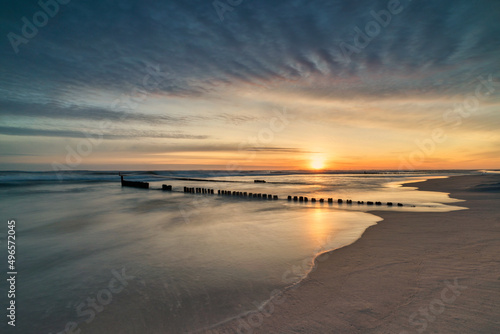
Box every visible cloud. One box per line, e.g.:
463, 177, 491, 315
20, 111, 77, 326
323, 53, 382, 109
246, 147, 317, 153
0, 126, 208, 140
0, 99, 190, 124
1, 0, 499, 101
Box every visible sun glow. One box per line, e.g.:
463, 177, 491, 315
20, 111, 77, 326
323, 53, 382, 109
310, 156, 326, 170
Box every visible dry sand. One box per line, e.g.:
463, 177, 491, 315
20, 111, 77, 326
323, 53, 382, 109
212, 174, 500, 333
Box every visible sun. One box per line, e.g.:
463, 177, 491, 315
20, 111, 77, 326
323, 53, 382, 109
310, 157, 326, 170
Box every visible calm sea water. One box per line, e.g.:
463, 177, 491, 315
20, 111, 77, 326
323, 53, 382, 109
0, 170, 474, 333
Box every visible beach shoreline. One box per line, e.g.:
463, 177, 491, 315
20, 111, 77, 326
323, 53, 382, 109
211, 174, 500, 333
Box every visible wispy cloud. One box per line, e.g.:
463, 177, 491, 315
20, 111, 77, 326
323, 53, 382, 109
0, 99, 195, 124
0, 126, 208, 140
2, 0, 499, 99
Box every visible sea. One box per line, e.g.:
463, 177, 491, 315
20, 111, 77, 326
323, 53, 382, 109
0, 170, 492, 333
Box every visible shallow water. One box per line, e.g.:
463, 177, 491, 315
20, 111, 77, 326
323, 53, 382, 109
0, 171, 470, 333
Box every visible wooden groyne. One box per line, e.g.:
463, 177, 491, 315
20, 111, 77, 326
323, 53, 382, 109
118, 173, 408, 207
286, 195, 403, 207
184, 187, 215, 194
183, 187, 279, 200
120, 173, 149, 189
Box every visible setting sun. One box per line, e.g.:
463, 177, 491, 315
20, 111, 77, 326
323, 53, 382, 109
310, 156, 326, 170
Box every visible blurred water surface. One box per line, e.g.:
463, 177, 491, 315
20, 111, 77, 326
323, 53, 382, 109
0, 170, 468, 333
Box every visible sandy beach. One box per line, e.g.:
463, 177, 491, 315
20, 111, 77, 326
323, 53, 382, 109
213, 174, 500, 333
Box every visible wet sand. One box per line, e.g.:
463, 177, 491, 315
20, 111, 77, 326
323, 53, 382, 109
212, 174, 500, 333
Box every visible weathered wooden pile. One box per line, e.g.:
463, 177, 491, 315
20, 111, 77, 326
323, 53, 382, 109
120, 174, 149, 189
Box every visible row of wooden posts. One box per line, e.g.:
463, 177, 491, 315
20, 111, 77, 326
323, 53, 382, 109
119, 173, 408, 207
182, 187, 214, 194
121, 178, 403, 207
287, 196, 403, 206
120, 175, 405, 207
170, 185, 404, 207
180, 186, 279, 200
219, 189, 279, 200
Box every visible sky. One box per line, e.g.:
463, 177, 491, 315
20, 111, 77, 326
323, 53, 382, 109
1, 0, 499, 171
